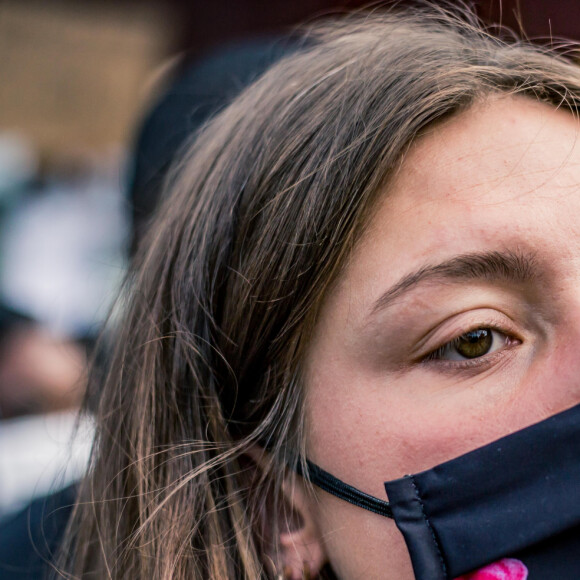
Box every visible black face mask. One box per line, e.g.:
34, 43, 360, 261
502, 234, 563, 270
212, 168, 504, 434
299, 402, 580, 579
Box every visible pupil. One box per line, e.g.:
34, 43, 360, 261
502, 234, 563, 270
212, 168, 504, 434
455, 329, 492, 358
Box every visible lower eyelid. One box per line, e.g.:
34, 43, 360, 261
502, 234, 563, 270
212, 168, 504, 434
420, 341, 520, 374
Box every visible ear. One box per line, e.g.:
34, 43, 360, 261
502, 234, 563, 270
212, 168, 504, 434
279, 472, 327, 580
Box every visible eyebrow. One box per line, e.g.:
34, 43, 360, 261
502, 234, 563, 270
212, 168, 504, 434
371, 250, 538, 314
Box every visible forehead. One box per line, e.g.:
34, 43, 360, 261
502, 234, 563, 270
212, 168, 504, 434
346, 96, 580, 294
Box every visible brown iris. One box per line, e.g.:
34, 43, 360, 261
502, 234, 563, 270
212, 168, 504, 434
454, 328, 493, 359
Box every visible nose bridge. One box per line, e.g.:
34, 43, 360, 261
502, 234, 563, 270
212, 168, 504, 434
528, 305, 580, 416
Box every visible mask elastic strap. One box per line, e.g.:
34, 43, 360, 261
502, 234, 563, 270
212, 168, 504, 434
296, 458, 393, 519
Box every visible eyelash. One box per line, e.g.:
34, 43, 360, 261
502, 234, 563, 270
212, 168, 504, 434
422, 326, 519, 369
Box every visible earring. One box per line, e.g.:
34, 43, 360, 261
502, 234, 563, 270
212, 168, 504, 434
276, 563, 311, 580
276, 565, 293, 580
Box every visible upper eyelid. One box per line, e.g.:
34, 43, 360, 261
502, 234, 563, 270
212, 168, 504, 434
412, 310, 519, 357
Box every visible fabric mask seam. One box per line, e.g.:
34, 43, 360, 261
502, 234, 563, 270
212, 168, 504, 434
410, 474, 448, 578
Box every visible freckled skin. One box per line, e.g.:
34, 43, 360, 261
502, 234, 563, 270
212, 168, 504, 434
301, 97, 580, 579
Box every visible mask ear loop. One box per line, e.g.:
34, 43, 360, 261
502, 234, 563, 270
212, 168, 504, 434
296, 459, 393, 518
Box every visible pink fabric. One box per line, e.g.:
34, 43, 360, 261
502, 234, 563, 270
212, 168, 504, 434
454, 558, 528, 580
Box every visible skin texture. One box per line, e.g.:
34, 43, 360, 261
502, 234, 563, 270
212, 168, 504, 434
293, 96, 580, 578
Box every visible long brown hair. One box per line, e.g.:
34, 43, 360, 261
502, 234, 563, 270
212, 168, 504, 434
61, 5, 580, 579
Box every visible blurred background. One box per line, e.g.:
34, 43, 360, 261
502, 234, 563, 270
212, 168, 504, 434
1, 0, 579, 522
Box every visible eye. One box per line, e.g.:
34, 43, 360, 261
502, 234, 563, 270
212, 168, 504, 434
426, 328, 511, 362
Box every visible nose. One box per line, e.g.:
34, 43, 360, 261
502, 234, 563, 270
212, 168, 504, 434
520, 303, 580, 422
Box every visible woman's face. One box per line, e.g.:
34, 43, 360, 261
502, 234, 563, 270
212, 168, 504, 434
303, 96, 580, 578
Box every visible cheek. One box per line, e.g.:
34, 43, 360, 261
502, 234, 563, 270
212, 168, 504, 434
313, 492, 415, 580
304, 365, 416, 578
303, 371, 426, 579
305, 363, 505, 492
303, 375, 526, 580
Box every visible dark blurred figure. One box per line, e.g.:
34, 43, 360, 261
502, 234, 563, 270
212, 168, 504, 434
129, 35, 301, 254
